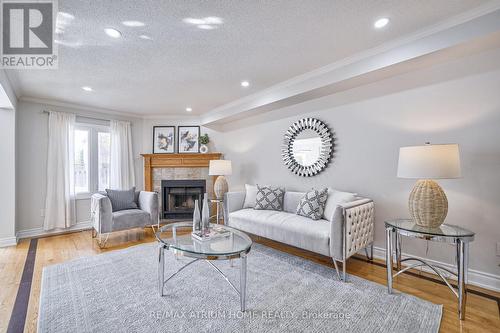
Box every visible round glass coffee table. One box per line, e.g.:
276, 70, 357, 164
155, 222, 252, 311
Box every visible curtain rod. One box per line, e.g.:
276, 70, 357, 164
41, 110, 128, 124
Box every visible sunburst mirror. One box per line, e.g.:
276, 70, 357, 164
281, 118, 334, 177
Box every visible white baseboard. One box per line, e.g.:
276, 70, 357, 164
368, 246, 500, 293
0, 236, 18, 248
16, 221, 93, 240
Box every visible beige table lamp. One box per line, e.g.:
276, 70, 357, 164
209, 160, 232, 199
397, 143, 461, 228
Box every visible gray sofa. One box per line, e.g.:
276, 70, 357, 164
91, 191, 159, 246
224, 189, 375, 281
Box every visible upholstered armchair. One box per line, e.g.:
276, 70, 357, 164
91, 191, 159, 247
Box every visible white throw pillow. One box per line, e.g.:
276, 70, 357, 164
322, 188, 357, 222
283, 191, 306, 213
243, 184, 258, 208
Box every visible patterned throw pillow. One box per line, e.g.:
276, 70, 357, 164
254, 185, 285, 211
296, 188, 329, 220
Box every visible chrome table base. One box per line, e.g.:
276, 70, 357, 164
385, 227, 470, 320
158, 246, 248, 311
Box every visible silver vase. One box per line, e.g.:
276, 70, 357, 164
193, 199, 201, 232
201, 193, 210, 234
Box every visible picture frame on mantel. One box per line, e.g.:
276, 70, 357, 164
153, 126, 175, 154
178, 126, 200, 153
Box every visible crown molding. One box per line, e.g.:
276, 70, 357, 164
19, 96, 145, 119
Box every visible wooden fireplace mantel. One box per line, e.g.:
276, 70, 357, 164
141, 153, 222, 191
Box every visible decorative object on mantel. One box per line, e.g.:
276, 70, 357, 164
178, 126, 200, 153
209, 160, 232, 199
153, 126, 175, 153
199, 134, 209, 153
397, 143, 461, 228
282, 117, 334, 177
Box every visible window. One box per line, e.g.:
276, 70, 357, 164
74, 129, 90, 193
74, 124, 111, 197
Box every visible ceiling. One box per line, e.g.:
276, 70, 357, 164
7, 0, 489, 116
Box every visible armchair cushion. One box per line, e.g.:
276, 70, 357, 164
112, 209, 150, 232
105, 187, 138, 212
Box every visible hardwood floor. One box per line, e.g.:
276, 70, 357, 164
1, 228, 499, 332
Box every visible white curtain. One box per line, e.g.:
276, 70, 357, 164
110, 120, 136, 189
43, 111, 76, 230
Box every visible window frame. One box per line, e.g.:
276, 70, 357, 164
74, 123, 110, 200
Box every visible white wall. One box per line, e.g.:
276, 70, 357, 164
15, 100, 144, 233
213, 49, 500, 281
0, 108, 16, 243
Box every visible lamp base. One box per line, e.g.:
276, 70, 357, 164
409, 179, 448, 228
214, 176, 228, 199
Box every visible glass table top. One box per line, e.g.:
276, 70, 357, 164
155, 222, 252, 257
385, 219, 475, 238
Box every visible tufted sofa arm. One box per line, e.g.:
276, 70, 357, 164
342, 199, 375, 260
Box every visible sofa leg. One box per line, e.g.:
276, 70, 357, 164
364, 244, 374, 261
343, 260, 347, 282
91, 228, 97, 238
332, 259, 342, 281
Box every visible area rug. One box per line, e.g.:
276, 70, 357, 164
38, 243, 442, 332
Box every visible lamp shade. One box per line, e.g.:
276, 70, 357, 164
209, 160, 232, 176
397, 144, 461, 179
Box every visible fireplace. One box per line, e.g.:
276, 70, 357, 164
161, 179, 206, 219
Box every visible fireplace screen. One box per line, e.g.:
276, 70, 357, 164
168, 187, 202, 212
161, 179, 206, 219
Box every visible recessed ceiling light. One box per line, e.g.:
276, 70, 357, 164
204, 17, 223, 25
82, 86, 93, 92
122, 20, 145, 27
183, 18, 206, 25
185, 107, 192, 112
139, 34, 153, 40
182, 17, 223, 30
374, 17, 390, 29
57, 11, 75, 20
104, 28, 122, 38
197, 24, 216, 30
240, 81, 250, 87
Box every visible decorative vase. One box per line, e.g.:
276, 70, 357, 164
201, 193, 210, 233
408, 179, 448, 228
200, 144, 208, 153
192, 199, 201, 231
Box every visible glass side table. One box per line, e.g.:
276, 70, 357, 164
385, 219, 475, 320
210, 198, 224, 224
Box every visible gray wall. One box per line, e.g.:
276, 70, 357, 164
141, 117, 219, 154
214, 49, 500, 278
16, 100, 144, 232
